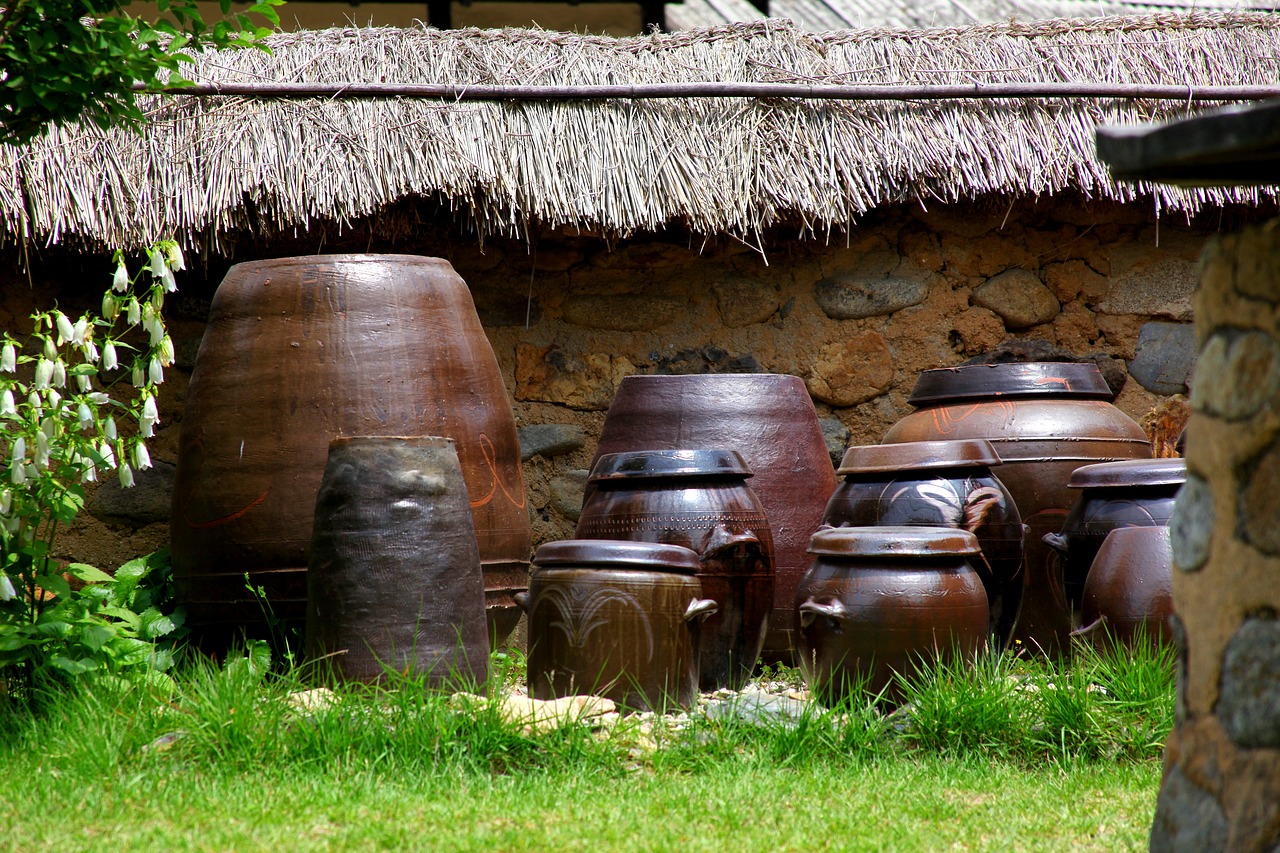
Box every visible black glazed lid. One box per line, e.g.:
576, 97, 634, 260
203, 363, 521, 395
837, 439, 1001, 475
807, 526, 981, 558
1068, 458, 1186, 489
533, 540, 701, 574
907, 362, 1114, 405
588, 449, 753, 482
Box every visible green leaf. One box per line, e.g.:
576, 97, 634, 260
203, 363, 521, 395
49, 654, 99, 675
78, 623, 116, 652
138, 607, 175, 640
67, 562, 113, 584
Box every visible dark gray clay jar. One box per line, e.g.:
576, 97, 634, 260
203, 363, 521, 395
305, 436, 490, 688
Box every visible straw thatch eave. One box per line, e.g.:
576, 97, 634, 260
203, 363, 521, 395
4, 12, 1280, 255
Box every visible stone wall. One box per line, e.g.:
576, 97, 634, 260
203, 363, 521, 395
1, 193, 1234, 572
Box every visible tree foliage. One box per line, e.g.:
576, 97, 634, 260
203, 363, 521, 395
0, 0, 281, 145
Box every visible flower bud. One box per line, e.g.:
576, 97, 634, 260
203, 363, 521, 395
45, 390, 60, 410
0, 344, 15, 373
102, 293, 119, 321
27, 392, 41, 418
9, 462, 25, 486
102, 342, 118, 372
34, 431, 49, 468
52, 359, 66, 388
42, 337, 56, 361
10, 436, 24, 463
0, 489, 11, 515
104, 417, 117, 441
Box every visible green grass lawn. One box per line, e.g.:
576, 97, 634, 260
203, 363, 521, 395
0, 641, 1170, 850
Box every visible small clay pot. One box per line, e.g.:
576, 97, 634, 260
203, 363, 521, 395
576, 449, 774, 691
823, 439, 1024, 649
305, 436, 490, 688
522, 540, 717, 713
795, 526, 989, 706
1073, 526, 1175, 650
1043, 458, 1184, 620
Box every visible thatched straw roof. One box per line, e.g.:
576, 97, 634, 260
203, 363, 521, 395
5, 12, 1280, 253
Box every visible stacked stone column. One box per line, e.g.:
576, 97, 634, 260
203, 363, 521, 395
1152, 221, 1280, 851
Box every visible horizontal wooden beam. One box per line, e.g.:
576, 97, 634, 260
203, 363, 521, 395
135, 80, 1280, 102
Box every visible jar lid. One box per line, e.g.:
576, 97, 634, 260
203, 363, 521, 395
1068, 458, 1186, 488
838, 439, 1000, 475
907, 362, 1113, 405
807, 526, 981, 557
533, 539, 701, 574
588, 449, 753, 482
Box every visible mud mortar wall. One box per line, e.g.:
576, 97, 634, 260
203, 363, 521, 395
0, 195, 1230, 572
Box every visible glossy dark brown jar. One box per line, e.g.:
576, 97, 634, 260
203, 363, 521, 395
1075, 526, 1175, 650
575, 449, 774, 691
1044, 458, 1185, 620
171, 255, 531, 649
822, 439, 1023, 649
522, 540, 717, 712
881, 362, 1151, 658
305, 437, 489, 687
593, 373, 836, 663
795, 527, 989, 706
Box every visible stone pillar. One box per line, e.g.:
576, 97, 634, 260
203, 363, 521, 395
1152, 221, 1280, 851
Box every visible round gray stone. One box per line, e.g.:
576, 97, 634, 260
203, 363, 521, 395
86, 460, 176, 528
1130, 322, 1196, 395
1192, 329, 1280, 421
518, 424, 585, 462
1219, 617, 1280, 749
549, 470, 590, 521
818, 417, 850, 468
972, 269, 1060, 330
1149, 765, 1227, 853
813, 275, 928, 320
1170, 473, 1213, 572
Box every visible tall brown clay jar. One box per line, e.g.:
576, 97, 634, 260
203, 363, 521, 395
822, 440, 1024, 648
575, 449, 774, 691
593, 374, 836, 663
305, 437, 490, 687
881, 363, 1151, 658
171, 255, 530, 649
522, 540, 717, 712
795, 526, 989, 706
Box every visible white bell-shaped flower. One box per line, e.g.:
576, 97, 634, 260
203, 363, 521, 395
42, 337, 56, 361
142, 396, 159, 424
148, 358, 164, 385
0, 391, 14, 417
149, 249, 166, 279
98, 440, 116, 469
127, 298, 141, 325
112, 261, 129, 293
0, 574, 15, 601
75, 374, 92, 393
157, 337, 175, 367
165, 243, 186, 272
52, 360, 66, 388
77, 403, 93, 431
55, 312, 74, 345
104, 417, 118, 441
0, 489, 11, 515
118, 463, 134, 488
0, 344, 15, 373
102, 293, 119, 321
102, 342, 118, 372
132, 365, 145, 388
33, 359, 53, 390
33, 431, 49, 468
133, 441, 152, 470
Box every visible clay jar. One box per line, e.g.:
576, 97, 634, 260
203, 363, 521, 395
881, 362, 1151, 657
575, 449, 774, 691
822, 439, 1024, 648
593, 373, 836, 662
522, 540, 717, 712
171, 255, 530, 649
795, 526, 989, 706
1075, 526, 1176, 649
1044, 458, 1185, 619
305, 437, 489, 687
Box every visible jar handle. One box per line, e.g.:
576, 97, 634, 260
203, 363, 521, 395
1070, 615, 1107, 640
699, 525, 761, 559
684, 598, 719, 623
798, 598, 847, 628
1042, 532, 1070, 557
513, 591, 530, 612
